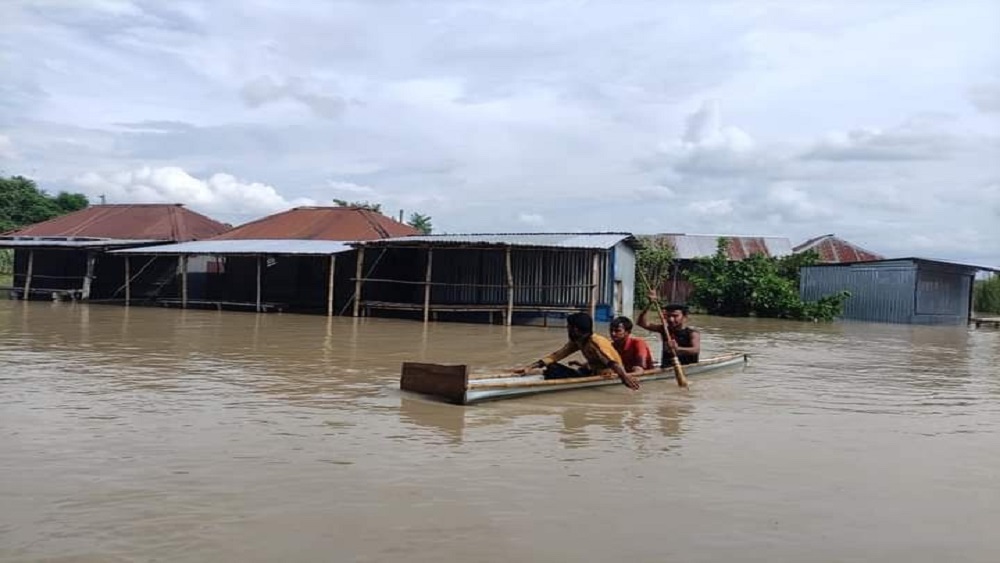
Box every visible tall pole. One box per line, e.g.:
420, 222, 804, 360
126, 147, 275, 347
124, 256, 131, 306
181, 255, 189, 308
505, 246, 514, 326
81, 251, 96, 300
23, 250, 34, 299
255, 255, 262, 313
352, 247, 365, 317
423, 247, 433, 323
589, 251, 600, 319
327, 254, 336, 317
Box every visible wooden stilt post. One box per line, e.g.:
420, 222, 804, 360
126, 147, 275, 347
81, 251, 96, 300
505, 246, 514, 326
352, 247, 365, 317
23, 250, 34, 299
181, 255, 189, 308
327, 254, 336, 317
589, 251, 600, 319
124, 256, 131, 306
255, 255, 262, 313
423, 247, 433, 323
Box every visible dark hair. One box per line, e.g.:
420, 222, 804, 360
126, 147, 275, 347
664, 304, 690, 315
610, 316, 633, 332
566, 312, 594, 335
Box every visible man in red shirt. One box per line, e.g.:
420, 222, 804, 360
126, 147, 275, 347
609, 316, 655, 374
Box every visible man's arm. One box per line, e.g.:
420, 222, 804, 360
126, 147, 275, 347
513, 341, 578, 374
636, 290, 664, 334
675, 329, 701, 356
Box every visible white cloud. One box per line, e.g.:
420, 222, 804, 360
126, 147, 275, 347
73, 166, 317, 221
2, 1, 999, 266
969, 83, 1000, 114
0, 135, 18, 160
518, 213, 544, 226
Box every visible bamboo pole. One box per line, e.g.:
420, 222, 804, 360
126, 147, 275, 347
505, 246, 514, 326
352, 247, 365, 317
423, 247, 433, 323
589, 251, 600, 318
81, 252, 96, 300
255, 255, 262, 313
327, 254, 336, 317
181, 255, 189, 308
23, 250, 34, 299
124, 256, 131, 306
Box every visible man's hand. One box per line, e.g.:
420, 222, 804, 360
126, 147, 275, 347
619, 372, 641, 390
646, 289, 659, 302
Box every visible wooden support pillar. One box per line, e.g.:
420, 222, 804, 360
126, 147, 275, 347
255, 255, 262, 313
352, 247, 365, 317
589, 251, 600, 319
181, 255, 189, 308
80, 251, 96, 300
327, 254, 336, 317
23, 250, 35, 299
422, 248, 433, 323
505, 246, 514, 326
124, 256, 131, 306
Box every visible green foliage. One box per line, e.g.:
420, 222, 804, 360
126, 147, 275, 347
1, 175, 89, 232
0, 248, 11, 274
685, 237, 849, 321
407, 212, 433, 234
974, 275, 1000, 314
634, 237, 676, 309
332, 198, 382, 213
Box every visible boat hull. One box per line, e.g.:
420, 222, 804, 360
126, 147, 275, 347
401, 352, 748, 405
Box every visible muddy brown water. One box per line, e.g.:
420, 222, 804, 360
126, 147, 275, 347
1, 301, 998, 562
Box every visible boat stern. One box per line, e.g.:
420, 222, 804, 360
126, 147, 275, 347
400, 362, 470, 404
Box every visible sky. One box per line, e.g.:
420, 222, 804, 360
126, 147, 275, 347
1, 0, 998, 266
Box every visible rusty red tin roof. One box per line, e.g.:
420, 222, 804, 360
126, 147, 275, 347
210, 207, 420, 241
6, 204, 230, 241
793, 234, 884, 263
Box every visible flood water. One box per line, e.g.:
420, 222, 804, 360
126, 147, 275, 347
1, 300, 998, 562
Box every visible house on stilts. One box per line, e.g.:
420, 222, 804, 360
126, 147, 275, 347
111, 206, 419, 313
1, 204, 229, 301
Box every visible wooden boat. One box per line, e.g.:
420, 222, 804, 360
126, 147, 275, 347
400, 352, 748, 405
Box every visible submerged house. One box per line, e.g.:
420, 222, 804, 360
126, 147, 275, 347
112, 206, 419, 313
638, 234, 793, 303
794, 234, 884, 263
800, 258, 997, 325
1, 204, 229, 301
348, 233, 637, 325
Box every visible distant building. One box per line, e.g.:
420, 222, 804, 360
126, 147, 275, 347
800, 258, 996, 325
794, 234, 883, 263
349, 233, 638, 325
1, 204, 229, 301
112, 206, 419, 313
638, 234, 792, 303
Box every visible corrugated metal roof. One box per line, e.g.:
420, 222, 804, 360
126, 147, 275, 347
639, 234, 792, 259
6, 204, 230, 241
793, 234, 884, 263
806, 257, 999, 273
210, 207, 420, 241
0, 236, 164, 249
357, 232, 635, 249
112, 239, 353, 256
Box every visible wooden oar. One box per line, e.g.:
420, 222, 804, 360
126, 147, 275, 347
637, 269, 690, 389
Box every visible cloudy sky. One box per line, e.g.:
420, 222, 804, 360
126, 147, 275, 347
1, 0, 998, 265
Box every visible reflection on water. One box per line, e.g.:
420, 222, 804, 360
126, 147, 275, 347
1, 301, 999, 563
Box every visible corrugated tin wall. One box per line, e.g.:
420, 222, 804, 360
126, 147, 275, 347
801, 260, 974, 325
801, 262, 916, 323
368, 246, 613, 309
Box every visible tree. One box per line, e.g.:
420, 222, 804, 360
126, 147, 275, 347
332, 199, 382, 213
407, 212, 433, 235
684, 238, 849, 321
974, 275, 1000, 314
1, 175, 89, 233
633, 237, 676, 309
